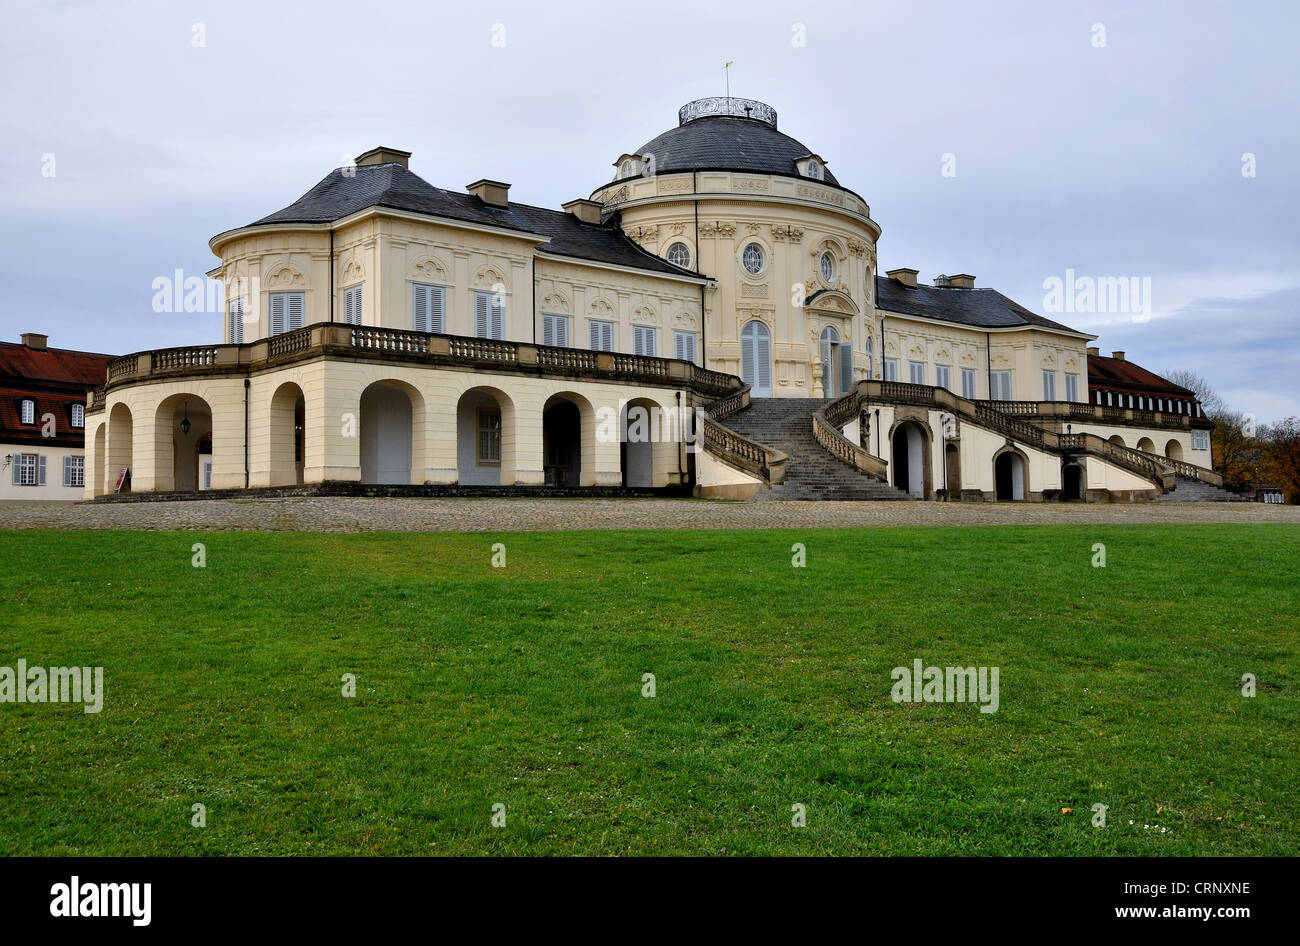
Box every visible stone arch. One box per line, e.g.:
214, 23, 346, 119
1136, 436, 1155, 454
1165, 439, 1184, 462
359, 380, 425, 485
89, 421, 106, 496
889, 418, 932, 498
1108, 434, 1126, 448
620, 396, 678, 488
543, 392, 597, 487
107, 403, 133, 493
269, 381, 306, 486
993, 445, 1029, 501
457, 386, 516, 485
153, 393, 214, 491
1061, 459, 1086, 501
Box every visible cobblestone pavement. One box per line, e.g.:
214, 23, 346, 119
1, 497, 1298, 532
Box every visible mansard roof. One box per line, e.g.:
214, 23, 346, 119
1087, 354, 1197, 398
245, 163, 702, 279
625, 114, 841, 186
874, 277, 1089, 335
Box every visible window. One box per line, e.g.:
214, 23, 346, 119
71, 404, 85, 428
806, 159, 823, 180
908, 361, 925, 384
674, 330, 697, 364
473, 291, 505, 340
20, 399, 35, 425
820, 252, 835, 282
990, 370, 1013, 400
542, 313, 570, 348
478, 410, 502, 464
1192, 430, 1210, 451
1065, 372, 1079, 402
343, 284, 363, 326
665, 242, 691, 268
62, 455, 84, 488
589, 320, 614, 352
269, 292, 305, 336
1042, 370, 1056, 401
935, 365, 951, 391
864, 338, 873, 379
961, 368, 977, 399
633, 325, 657, 357
742, 243, 765, 275
227, 298, 244, 344
883, 358, 898, 382
412, 283, 445, 333
11, 452, 41, 486
201, 460, 212, 491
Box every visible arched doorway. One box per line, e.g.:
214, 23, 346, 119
741, 320, 772, 397
1165, 439, 1184, 462
1062, 461, 1084, 501
360, 381, 421, 485
269, 382, 306, 486
543, 395, 584, 486
457, 387, 514, 485
1137, 436, 1155, 454
1108, 434, 1126, 448
621, 398, 658, 487
820, 325, 841, 398
944, 442, 960, 499
994, 449, 1027, 501
107, 403, 133, 492
90, 423, 106, 496
891, 421, 927, 497
154, 394, 213, 491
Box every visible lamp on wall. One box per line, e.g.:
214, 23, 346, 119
180, 400, 191, 436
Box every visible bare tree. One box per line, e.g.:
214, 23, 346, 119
1162, 368, 1225, 417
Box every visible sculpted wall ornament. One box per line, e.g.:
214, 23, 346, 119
770, 224, 803, 242
539, 291, 572, 315
265, 264, 306, 288
673, 309, 698, 328
632, 305, 660, 325
341, 258, 364, 284
589, 297, 616, 318
473, 266, 506, 289
740, 283, 769, 299
847, 238, 869, 258
411, 256, 449, 282
604, 185, 629, 205
657, 178, 694, 193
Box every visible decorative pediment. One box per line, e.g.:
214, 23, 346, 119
935, 347, 952, 363
472, 266, 506, 290
959, 351, 977, 368
1064, 355, 1079, 371
341, 257, 364, 284
265, 263, 306, 289
410, 255, 449, 282
673, 308, 698, 328
588, 297, 616, 318
1042, 350, 1058, 369
539, 290, 571, 315
908, 344, 926, 360
803, 288, 859, 317
631, 304, 660, 325
991, 353, 1012, 370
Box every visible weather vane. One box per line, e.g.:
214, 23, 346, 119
724, 60, 733, 104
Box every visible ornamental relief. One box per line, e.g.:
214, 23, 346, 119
734, 176, 771, 193
472, 266, 506, 290
699, 222, 737, 238
410, 255, 449, 282
265, 264, 306, 289
588, 297, 616, 318
603, 185, 629, 205
770, 224, 804, 242
631, 305, 660, 325
740, 283, 769, 299
539, 291, 571, 315
627, 225, 659, 243
847, 238, 870, 258
657, 178, 694, 193
960, 352, 977, 368
341, 257, 364, 284
673, 309, 698, 328
991, 353, 1013, 370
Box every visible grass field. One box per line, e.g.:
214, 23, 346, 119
1, 524, 1296, 856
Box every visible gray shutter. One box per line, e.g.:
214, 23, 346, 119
542, 315, 555, 347
840, 344, 853, 395
633, 326, 643, 356
430, 287, 444, 332
413, 284, 428, 332
491, 298, 504, 339
757, 329, 771, 393
601, 322, 612, 351
11, 456, 19, 485
62, 455, 71, 486
589, 320, 600, 350
289, 292, 305, 330
475, 293, 489, 337
556, 316, 568, 347
38, 454, 46, 486
270, 294, 285, 336
741, 328, 755, 386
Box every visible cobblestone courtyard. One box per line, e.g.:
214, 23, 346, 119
2, 497, 1297, 532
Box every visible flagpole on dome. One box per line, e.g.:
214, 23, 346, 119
724, 60, 733, 110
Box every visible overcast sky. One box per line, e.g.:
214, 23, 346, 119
2, 0, 1296, 421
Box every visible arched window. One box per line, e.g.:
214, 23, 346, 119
742, 243, 765, 275
20, 399, 35, 425
71, 403, 85, 428
665, 242, 691, 268
820, 252, 835, 282
806, 160, 822, 180
740, 320, 772, 397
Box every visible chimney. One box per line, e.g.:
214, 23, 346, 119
467, 179, 510, 208
947, 273, 975, 289
562, 198, 603, 225
21, 332, 48, 350
1111, 351, 1126, 361
933, 274, 950, 288
886, 268, 919, 287
355, 146, 411, 169
1086, 346, 1100, 356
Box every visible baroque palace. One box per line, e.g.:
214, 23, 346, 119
83, 97, 1223, 502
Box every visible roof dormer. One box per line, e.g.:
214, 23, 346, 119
797, 154, 828, 181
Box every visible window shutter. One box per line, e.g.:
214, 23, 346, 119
430, 286, 444, 333
491, 298, 504, 339
11, 457, 19, 485
344, 285, 361, 325
270, 294, 285, 336
228, 299, 244, 344
62, 456, 71, 487
556, 316, 568, 347
601, 322, 612, 351
756, 330, 771, 391
38, 454, 46, 486
839, 344, 853, 395
289, 292, 305, 330
741, 331, 755, 385
543, 315, 555, 347
633, 326, 644, 356
589, 320, 600, 350
475, 293, 489, 338
413, 285, 428, 332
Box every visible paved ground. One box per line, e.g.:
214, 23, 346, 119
1, 497, 1297, 532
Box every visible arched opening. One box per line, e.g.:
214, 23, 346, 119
154, 394, 213, 492
90, 423, 106, 496
543, 394, 588, 487
1108, 434, 1126, 448
891, 421, 927, 497
740, 320, 772, 398
1165, 439, 1184, 462
944, 442, 960, 499
107, 403, 133, 492
1062, 461, 1085, 501
1137, 436, 1155, 454
621, 398, 658, 488
994, 449, 1027, 501
457, 387, 515, 485
820, 325, 840, 398
269, 382, 306, 486
360, 381, 422, 485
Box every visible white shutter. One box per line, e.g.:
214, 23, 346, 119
62, 455, 71, 486
741, 331, 755, 386
674, 331, 695, 363
475, 293, 489, 338
756, 329, 771, 393
542, 314, 555, 347
589, 320, 601, 350
38, 454, 46, 486
413, 284, 429, 332
491, 297, 504, 339
228, 299, 244, 344
556, 316, 568, 347
430, 286, 444, 332
839, 344, 853, 395
633, 326, 644, 356
270, 294, 285, 336
601, 322, 612, 351
344, 285, 362, 326
288, 292, 305, 330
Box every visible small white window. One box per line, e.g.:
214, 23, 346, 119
473, 291, 505, 340
742, 243, 765, 275
665, 242, 691, 268
1192, 430, 1210, 451
935, 365, 951, 391
412, 283, 445, 333
71, 404, 85, 428
883, 358, 898, 382
990, 370, 1013, 400
12, 453, 41, 486
806, 159, 822, 180
908, 361, 925, 384
961, 368, 977, 399
227, 297, 244, 344
588, 319, 614, 352
1065, 372, 1079, 402
673, 330, 697, 364
542, 313, 570, 348
63, 455, 84, 488
820, 252, 835, 282
633, 325, 657, 357
343, 284, 363, 326
1042, 370, 1056, 401
20, 399, 35, 424
269, 292, 305, 336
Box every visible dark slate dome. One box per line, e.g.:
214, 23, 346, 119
626, 97, 839, 186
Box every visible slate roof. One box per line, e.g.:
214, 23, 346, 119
623, 115, 841, 186
1087, 354, 1196, 398
245, 164, 702, 279
874, 277, 1088, 335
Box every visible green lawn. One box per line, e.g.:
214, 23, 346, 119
1, 524, 1296, 856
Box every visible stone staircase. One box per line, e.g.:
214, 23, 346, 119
1151, 474, 1250, 502
718, 398, 913, 501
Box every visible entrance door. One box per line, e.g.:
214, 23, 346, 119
741, 320, 772, 397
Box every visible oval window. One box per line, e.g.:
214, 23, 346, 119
742, 243, 765, 275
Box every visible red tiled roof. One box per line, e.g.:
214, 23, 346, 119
1087, 354, 1196, 398
0, 341, 115, 390
0, 387, 90, 447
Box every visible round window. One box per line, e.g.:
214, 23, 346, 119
742, 243, 765, 275
820, 252, 835, 282
666, 242, 691, 268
